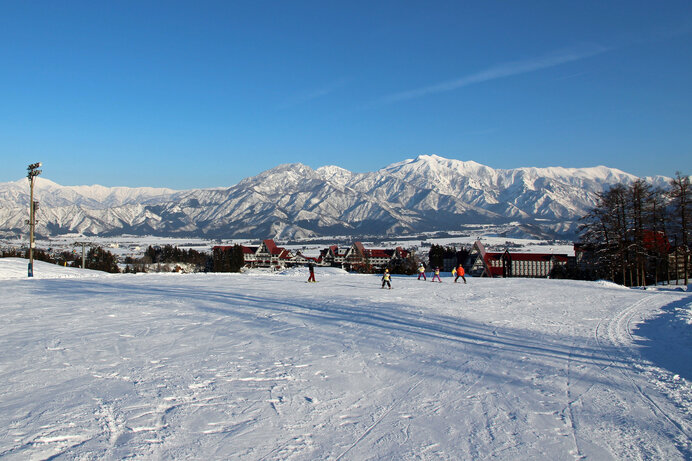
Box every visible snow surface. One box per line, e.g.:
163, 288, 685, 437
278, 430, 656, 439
1, 259, 691, 460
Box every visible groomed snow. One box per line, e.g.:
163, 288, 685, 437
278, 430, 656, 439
0, 259, 690, 460
0, 258, 106, 280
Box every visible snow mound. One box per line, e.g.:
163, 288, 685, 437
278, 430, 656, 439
0, 257, 106, 280
595, 279, 631, 290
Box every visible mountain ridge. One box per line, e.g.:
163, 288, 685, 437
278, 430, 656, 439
0, 156, 672, 240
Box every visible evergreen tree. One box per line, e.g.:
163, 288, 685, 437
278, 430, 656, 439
85, 247, 120, 273
428, 244, 446, 269
229, 245, 245, 272
212, 245, 245, 272
387, 254, 418, 275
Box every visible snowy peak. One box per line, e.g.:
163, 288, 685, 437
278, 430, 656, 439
315, 165, 354, 186
380, 154, 499, 196
237, 163, 322, 193
0, 155, 672, 239
0, 178, 178, 209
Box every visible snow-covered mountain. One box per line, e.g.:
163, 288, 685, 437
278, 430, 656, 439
0, 155, 671, 240
0, 178, 178, 209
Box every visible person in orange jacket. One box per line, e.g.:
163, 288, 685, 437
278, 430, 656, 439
455, 264, 466, 284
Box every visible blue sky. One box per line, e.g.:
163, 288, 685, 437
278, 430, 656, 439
1, 1, 691, 189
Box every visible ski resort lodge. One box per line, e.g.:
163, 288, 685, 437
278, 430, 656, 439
213, 239, 409, 271
322, 241, 409, 271
468, 240, 569, 278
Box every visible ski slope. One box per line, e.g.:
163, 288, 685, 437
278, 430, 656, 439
0, 259, 690, 460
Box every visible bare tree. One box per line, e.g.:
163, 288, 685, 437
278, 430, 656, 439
580, 180, 674, 286
669, 172, 691, 285
580, 185, 629, 283
647, 186, 669, 285
629, 179, 650, 286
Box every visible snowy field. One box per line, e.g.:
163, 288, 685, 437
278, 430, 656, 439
1, 259, 690, 460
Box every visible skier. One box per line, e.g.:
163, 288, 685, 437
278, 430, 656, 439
417, 263, 427, 281
381, 269, 392, 289
307, 262, 316, 282
431, 267, 442, 282
455, 264, 466, 284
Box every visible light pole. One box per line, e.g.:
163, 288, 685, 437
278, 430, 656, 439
27, 162, 42, 277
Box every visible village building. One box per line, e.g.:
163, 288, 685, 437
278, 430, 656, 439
321, 245, 348, 266
339, 242, 410, 271
468, 240, 569, 278
213, 239, 328, 270
241, 245, 259, 265
214, 239, 411, 272
253, 239, 292, 268
212, 239, 292, 269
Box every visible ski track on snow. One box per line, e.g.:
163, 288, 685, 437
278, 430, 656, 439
0, 261, 690, 460
594, 294, 692, 458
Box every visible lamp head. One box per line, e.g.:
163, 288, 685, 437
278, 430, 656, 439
27, 162, 42, 178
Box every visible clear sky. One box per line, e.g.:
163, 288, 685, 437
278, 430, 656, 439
1, 1, 691, 189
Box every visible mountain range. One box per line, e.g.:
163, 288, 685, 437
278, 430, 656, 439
0, 155, 671, 241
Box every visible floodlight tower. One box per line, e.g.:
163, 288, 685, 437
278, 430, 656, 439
27, 162, 42, 277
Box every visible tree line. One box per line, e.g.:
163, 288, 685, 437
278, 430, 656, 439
123, 245, 210, 272
211, 245, 245, 272
427, 244, 470, 270
579, 172, 690, 286
1, 246, 120, 273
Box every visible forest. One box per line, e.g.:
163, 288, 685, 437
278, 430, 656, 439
579, 172, 690, 286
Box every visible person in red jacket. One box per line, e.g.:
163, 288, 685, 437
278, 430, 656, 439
455, 264, 466, 284
307, 262, 316, 282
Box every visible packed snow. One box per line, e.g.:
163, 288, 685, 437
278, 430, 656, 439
1, 258, 690, 460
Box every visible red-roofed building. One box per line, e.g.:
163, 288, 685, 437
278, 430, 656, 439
241, 245, 259, 265
254, 239, 293, 268
468, 240, 568, 278
338, 242, 411, 271
643, 230, 671, 254
322, 245, 348, 266
215, 239, 411, 272
214, 240, 327, 270
212, 244, 259, 265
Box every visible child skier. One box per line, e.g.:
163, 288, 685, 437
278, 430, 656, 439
381, 269, 392, 289
431, 267, 442, 282
454, 264, 466, 284
417, 263, 427, 280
